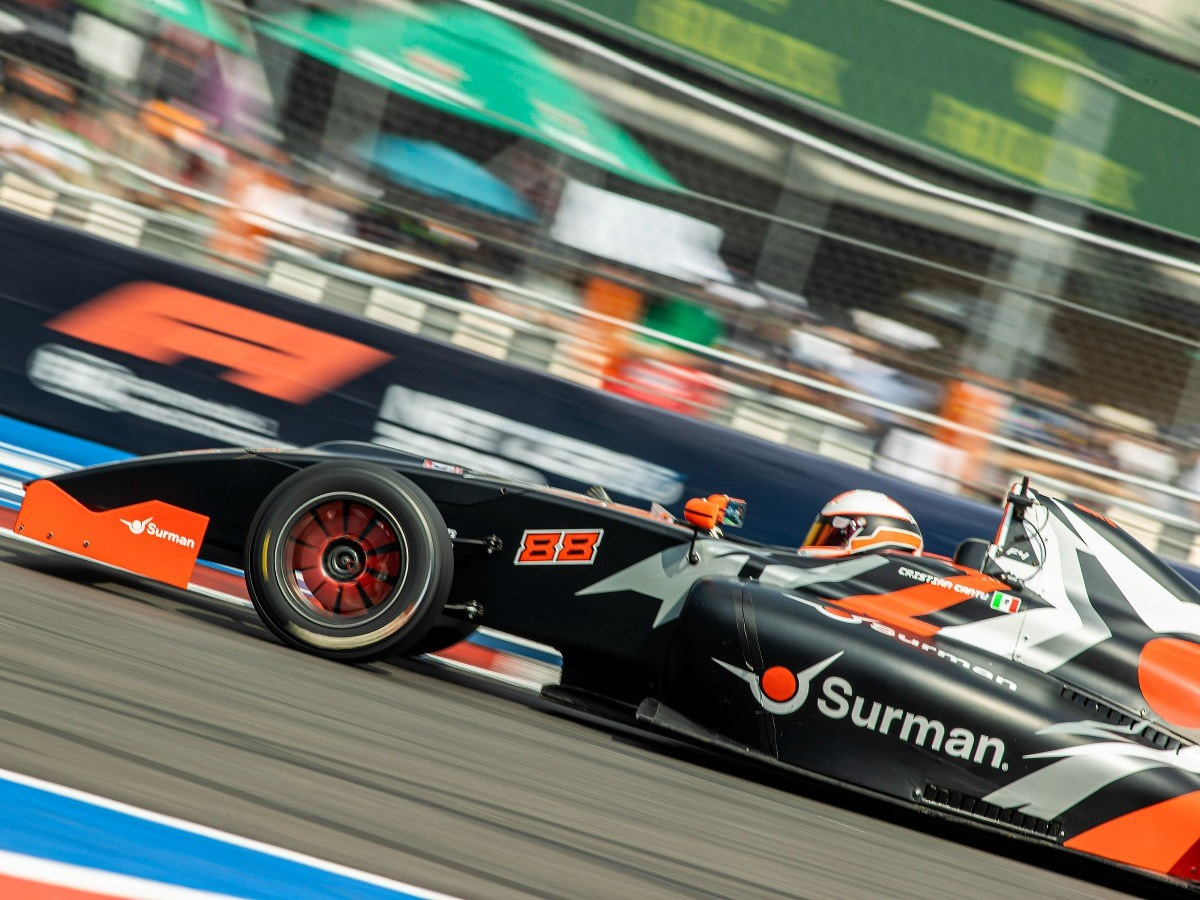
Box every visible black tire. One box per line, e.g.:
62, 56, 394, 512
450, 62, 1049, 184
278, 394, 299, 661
245, 461, 453, 662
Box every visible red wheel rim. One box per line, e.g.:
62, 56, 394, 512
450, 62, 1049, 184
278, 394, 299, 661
281, 497, 407, 623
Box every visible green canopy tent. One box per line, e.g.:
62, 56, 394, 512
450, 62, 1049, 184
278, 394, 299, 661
256, 4, 677, 190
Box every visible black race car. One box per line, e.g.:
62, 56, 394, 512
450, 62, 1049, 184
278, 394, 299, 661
14, 441, 1200, 889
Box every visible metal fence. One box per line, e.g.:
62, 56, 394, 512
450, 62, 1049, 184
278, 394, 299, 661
4, 0, 1200, 559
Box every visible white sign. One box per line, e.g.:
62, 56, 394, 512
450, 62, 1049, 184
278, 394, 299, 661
551, 179, 730, 284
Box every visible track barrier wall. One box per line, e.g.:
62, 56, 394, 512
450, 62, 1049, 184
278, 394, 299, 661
0, 207, 1000, 557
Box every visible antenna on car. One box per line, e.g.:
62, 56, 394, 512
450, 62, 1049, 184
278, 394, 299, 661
990, 476, 1040, 590
1008, 476, 1034, 521
994, 476, 1031, 551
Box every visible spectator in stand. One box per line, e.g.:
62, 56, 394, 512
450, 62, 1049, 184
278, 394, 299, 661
1092, 405, 1180, 508
601, 287, 730, 418
0, 62, 93, 186
986, 381, 1124, 500
211, 147, 354, 268
788, 324, 938, 436
341, 196, 474, 302
209, 140, 292, 269
640, 292, 726, 358
92, 103, 186, 208
1173, 445, 1200, 520
299, 179, 356, 251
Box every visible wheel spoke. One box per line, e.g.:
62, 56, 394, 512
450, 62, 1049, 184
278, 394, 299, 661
354, 582, 374, 609
308, 508, 330, 536
366, 541, 400, 557
292, 541, 322, 577
366, 567, 399, 586
309, 578, 337, 608
358, 514, 382, 542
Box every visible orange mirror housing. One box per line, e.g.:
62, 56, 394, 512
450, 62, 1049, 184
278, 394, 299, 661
684, 498, 720, 530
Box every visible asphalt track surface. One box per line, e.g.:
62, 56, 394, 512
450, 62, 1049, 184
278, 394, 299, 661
0, 539, 1179, 900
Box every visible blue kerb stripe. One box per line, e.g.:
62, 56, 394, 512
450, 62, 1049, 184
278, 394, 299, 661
0, 463, 45, 482
469, 631, 562, 666
0, 777, 434, 899
0, 414, 130, 469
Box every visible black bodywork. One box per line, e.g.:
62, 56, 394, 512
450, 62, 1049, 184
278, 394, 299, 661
25, 442, 1200, 888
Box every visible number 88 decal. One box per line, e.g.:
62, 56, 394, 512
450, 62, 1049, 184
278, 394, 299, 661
515, 529, 604, 565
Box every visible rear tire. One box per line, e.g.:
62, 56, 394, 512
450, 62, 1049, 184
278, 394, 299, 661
245, 462, 453, 662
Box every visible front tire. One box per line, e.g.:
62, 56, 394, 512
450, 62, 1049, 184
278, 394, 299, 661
245, 462, 453, 662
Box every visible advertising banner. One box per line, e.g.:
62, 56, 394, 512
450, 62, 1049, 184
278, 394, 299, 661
532, 0, 1200, 241
0, 210, 1000, 555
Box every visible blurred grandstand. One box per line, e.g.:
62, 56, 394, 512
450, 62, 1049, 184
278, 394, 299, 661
4, 0, 1200, 559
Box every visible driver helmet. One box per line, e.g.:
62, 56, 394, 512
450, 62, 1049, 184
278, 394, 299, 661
801, 490, 923, 556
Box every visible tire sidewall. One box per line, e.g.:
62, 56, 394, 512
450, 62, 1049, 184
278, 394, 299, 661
246, 462, 453, 661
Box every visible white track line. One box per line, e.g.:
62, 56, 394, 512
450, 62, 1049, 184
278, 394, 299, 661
0, 768, 464, 900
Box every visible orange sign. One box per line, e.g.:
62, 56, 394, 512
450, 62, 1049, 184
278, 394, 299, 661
15, 480, 209, 589
47, 283, 393, 403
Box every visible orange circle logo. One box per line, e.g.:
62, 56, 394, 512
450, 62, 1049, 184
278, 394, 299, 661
761, 666, 798, 703
1139, 638, 1200, 728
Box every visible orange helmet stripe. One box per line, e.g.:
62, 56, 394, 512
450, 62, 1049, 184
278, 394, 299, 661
847, 526, 923, 553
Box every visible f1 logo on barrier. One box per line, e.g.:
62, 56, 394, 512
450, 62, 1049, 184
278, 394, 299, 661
46, 282, 393, 403
515, 529, 603, 565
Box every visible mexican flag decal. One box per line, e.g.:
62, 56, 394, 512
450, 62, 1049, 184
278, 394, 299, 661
990, 592, 1021, 614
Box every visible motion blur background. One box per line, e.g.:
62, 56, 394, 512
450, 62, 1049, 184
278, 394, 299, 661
3, 0, 1200, 555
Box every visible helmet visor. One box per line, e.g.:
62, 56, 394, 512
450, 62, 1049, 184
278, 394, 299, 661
803, 514, 863, 550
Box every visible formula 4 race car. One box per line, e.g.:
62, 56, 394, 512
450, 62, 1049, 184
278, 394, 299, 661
13, 442, 1200, 889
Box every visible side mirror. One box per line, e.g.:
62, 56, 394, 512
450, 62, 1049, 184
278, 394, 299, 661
710, 494, 746, 528
683, 495, 748, 530
684, 498, 720, 530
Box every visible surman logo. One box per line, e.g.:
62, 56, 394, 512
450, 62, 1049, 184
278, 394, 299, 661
120, 515, 197, 550
782, 593, 1019, 692
121, 516, 151, 535
716, 653, 1008, 769
714, 652, 842, 714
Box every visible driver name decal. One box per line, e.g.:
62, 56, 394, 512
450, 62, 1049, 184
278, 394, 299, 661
515, 529, 603, 565
896, 565, 994, 601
